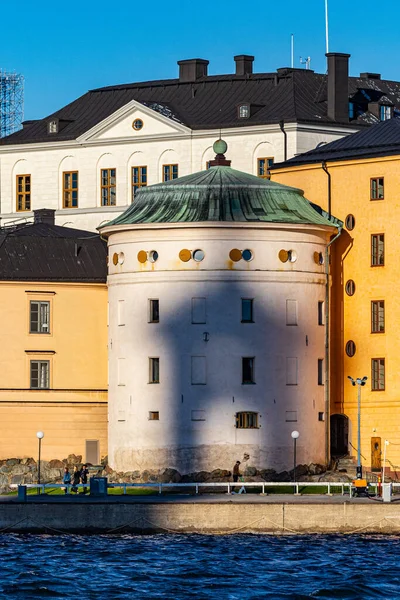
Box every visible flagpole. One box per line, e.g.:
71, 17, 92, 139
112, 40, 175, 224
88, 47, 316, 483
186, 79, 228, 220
325, 0, 329, 54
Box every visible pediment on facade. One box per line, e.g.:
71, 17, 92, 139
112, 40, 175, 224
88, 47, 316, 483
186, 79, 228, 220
78, 100, 191, 142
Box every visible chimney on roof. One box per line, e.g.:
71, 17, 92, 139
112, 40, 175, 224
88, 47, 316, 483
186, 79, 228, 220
326, 52, 350, 123
34, 208, 55, 226
178, 59, 209, 82
234, 55, 254, 76
360, 72, 381, 80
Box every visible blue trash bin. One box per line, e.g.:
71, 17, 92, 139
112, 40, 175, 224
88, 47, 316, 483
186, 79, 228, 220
90, 477, 108, 497
18, 485, 27, 502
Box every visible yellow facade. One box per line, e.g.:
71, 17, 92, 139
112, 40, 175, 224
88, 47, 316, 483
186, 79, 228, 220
272, 155, 400, 473
0, 281, 108, 462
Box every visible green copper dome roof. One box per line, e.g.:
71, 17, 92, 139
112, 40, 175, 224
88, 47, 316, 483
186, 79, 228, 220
103, 166, 341, 228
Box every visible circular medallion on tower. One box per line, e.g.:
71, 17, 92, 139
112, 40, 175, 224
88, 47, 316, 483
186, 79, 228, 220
229, 248, 242, 262
213, 139, 228, 155
179, 249, 191, 262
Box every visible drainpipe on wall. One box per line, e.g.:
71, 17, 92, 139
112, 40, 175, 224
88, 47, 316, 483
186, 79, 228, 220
324, 226, 342, 468
322, 161, 331, 218
279, 120, 287, 162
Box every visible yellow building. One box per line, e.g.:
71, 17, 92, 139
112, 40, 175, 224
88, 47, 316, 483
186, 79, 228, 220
0, 209, 108, 463
271, 118, 400, 475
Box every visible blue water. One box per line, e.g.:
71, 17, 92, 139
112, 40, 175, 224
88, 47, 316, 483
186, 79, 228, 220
1, 534, 399, 599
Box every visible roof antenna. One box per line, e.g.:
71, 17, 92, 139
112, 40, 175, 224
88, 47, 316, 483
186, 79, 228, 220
325, 0, 329, 54
291, 34, 294, 69
300, 57, 311, 70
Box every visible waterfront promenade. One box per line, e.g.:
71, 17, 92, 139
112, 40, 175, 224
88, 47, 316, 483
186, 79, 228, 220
1, 493, 400, 535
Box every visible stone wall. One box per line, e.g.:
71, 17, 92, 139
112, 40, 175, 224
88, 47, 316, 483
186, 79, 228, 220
0, 455, 339, 494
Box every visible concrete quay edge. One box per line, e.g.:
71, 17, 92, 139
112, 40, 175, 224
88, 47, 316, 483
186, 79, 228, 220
1, 495, 400, 534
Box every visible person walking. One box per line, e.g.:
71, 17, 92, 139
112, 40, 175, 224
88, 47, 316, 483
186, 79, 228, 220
63, 467, 71, 494
80, 464, 89, 494
233, 461, 241, 483
71, 465, 81, 494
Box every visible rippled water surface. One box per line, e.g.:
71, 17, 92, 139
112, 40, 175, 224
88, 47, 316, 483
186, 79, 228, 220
1, 534, 400, 599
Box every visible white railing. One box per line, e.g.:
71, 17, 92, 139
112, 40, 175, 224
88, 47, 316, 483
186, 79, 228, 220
9, 480, 400, 496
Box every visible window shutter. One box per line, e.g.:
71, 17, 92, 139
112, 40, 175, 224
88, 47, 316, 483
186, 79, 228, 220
286, 300, 298, 325
286, 357, 298, 385
191, 356, 206, 384
192, 298, 206, 324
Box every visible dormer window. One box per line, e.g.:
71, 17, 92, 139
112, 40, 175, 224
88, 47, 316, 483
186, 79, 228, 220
238, 104, 250, 119
380, 105, 392, 121
48, 120, 58, 134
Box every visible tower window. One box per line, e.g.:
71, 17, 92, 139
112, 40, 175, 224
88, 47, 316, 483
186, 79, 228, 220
242, 357, 255, 384
241, 299, 254, 323
318, 359, 324, 385
149, 358, 160, 383
236, 411, 258, 428
149, 299, 159, 323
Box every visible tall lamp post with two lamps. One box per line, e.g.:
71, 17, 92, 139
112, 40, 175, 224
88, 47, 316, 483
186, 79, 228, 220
36, 431, 44, 493
347, 376, 367, 479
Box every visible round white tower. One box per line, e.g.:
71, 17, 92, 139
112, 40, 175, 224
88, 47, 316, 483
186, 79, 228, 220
101, 144, 339, 474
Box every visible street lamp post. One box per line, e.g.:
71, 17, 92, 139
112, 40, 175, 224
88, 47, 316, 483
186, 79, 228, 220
347, 376, 367, 479
291, 430, 300, 482
36, 431, 44, 493
382, 440, 390, 483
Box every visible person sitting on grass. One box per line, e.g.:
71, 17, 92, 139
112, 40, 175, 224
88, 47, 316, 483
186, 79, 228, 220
63, 467, 71, 494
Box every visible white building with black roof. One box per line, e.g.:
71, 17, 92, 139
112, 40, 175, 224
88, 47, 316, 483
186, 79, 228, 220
0, 52, 399, 231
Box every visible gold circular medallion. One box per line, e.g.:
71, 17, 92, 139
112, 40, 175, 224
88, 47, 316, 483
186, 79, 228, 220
137, 250, 147, 263
112, 253, 118, 265
278, 249, 289, 263
229, 248, 242, 262
179, 249, 191, 262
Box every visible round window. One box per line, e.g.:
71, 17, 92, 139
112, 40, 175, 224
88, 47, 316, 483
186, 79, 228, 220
242, 249, 253, 262
118, 252, 125, 265
149, 250, 158, 263
193, 249, 205, 262
137, 250, 147, 264
345, 279, 356, 296
288, 250, 297, 263
112, 253, 118, 266
132, 119, 143, 131
346, 340, 356, 357
345, 214, 355, 231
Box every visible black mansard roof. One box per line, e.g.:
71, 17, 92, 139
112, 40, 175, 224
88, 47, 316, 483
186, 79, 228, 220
2, 65, 400, 146
273, 118, 400, 167
0, 211, 107, 282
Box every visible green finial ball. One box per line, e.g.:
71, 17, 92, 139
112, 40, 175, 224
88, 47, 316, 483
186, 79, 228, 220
213, 139, 228, 155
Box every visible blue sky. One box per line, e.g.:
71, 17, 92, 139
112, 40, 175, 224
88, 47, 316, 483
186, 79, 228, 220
1, 0, 399, 120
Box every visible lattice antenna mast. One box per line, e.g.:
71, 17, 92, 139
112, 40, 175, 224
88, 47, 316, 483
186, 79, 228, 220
0, 70, 24, 138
